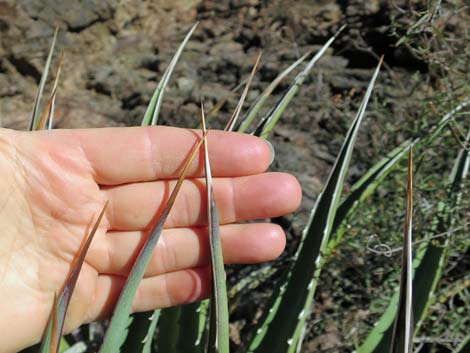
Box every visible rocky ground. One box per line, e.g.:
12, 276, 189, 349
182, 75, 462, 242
1, 1, 468, 352
0, 0, 430, 225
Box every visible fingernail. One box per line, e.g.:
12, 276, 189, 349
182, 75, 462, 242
265, 140, 275, 165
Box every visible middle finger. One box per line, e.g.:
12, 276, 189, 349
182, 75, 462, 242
102, 172, 301, 231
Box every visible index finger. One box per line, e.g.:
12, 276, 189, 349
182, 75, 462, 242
35, 126, 273, 185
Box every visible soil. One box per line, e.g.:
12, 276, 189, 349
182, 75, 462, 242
0, 0, 427, 227
1, 1, 467, 352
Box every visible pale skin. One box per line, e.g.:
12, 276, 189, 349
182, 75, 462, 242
0, 126, 301, 353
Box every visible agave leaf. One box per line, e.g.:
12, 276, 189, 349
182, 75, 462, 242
50, 293, 59, 353
253, 25, 346, 139
119, 311, 160, 353
141, 23, 198, 126
155, 307, 181, 352
29, 26, 59, 131
231, 138, 409, 321
61, 342, 86, 353
332, 94, 467, 232
326, 138, 413, 256
413, 131, 469, 330
237, 49, 313, 133
202, 106, 230, 353
36, 95, 54, 132
99, 132, 206, 353
358, 132, 470, 353
195, 299, 210, 347
155, 302, 208, 353
224, 51, 262, 131
38, 202, 108, 353
47, 53, 65, 130
36, 53, 64, 131
58, 338, 71, 353
125, 24, 198, 347
247, 57, 382, 353
389, 147, 414, 353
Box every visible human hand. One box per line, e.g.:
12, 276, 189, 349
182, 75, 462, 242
0, 126, 301, 352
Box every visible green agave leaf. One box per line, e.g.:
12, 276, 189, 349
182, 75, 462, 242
62, 341, 86, 353
224, 51, 262, 131
247, 57, 383, 353
124, 23, 198, 350
38, 203, 108, 353
358, 132, 470, 353
155, 302, 208, 353
232, 140, 411, 318
253, 25, 346, 139
29, 26, 59, 131
99, 132, 206, 353
119, 310, 160, 353
414, 130, 469, 331
196, 299, 210, 348
454, 336, 470, 353
58, 338, 71, 353
237, 49, 313, 133
230, 135, 410, 324
389, 148, 414, 353
141, 22, 198, 126
327, 138, 414, 255
156, 307, 183, 352
203, 107, 230, 353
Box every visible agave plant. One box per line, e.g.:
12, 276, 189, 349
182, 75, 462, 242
17, 22, 469, 353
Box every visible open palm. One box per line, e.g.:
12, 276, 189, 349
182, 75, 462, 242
0, 126, 301, 353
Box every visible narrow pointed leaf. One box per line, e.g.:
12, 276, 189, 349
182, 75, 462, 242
332, 101, 465, 253
36, 53, 64, 131
234, 139, 410, 323
99, 132, 206, 353
224, 51, 262, 131
253, 25, 346, 139
119, 310, 160, 353
29, 27, 59, 131
58, 338, 70, 353
47, 53, 64, 130
359, 132, 470, 353
155, 302, 208, 353
237, 49, 313, 133
39, 202, 108, 353
126, 24, 199, 345
327, 138, 413, 255
141, 23, 198, 126
50, 293, 59, 353
413, 131, 469, 331
247, 57, 382, 353
202, 107, 230, 353
389, 148, 414, 353
36, 95, 54, 132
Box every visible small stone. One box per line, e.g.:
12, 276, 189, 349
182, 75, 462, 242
177, 77, 195, 96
